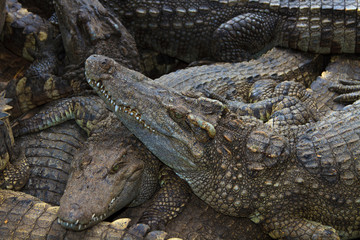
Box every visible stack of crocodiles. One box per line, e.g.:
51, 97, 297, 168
1, 0, 360, 239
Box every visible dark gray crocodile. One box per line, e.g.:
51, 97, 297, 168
100, 0, 360, 63
17, 121, 86, 205
0, 189, 169, 240
86, 54, 360, 239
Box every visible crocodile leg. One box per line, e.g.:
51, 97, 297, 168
0, 154, 29, 190
138, 167, 191, 230
13, 96, 108, 136
223, 80, 320, 126
212, 12, 280, 61
261, 215, 339, 240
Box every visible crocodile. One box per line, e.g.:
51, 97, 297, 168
0, 90, 29, 190
327, 55, 360, 104
310, 54, 360, 112
13, 95, 193, 232
154, 47, 323, 101
2, 0, 59, 61
100, 0, 360, 63
18, 122, 86, 205
0, 189, 170, 240
11, 108, 271, 239
2, 0, 141, 118
86, 54, 360, 239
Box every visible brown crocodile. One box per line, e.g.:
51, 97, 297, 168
86, 54, 360, 239
13, 95, 193, 232
100, 0, 360, 63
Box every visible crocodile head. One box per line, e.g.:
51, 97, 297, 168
85, 55, 228, 177
57, 119, 160, 231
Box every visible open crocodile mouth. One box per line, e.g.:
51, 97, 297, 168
86, 78, 157, 133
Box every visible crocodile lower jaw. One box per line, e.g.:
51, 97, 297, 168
57, 196, 120, 231
57, 212, 107, 231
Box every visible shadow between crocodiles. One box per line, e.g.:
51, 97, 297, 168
85, 54, 360, 240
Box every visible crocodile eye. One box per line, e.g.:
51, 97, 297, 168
169, 106, 189, 121
174, 112, 183, 119
109, 161, 126, 174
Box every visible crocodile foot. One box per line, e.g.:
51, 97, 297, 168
329, 79, 360, 103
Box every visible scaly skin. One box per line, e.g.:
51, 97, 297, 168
13, 96, 191, 232
0, 189, 169, 240
310, 55, 360, 114
0, 91, 29, 190
17, 122, 86, 205
14, 116, 270, 239
155, 47, 323, 101
2, 0, 58, 61
101, 0, 360, 63
86, 54, 360, 239
154, 47, 324, 128
3, 0, 141, 118
53, 0, 140, 70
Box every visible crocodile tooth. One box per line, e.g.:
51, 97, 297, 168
75, 220, 79, 225
78, 224, 82, 230
92, 213, 96, 218
96, 82, 101, 87
115, 105, 119, 112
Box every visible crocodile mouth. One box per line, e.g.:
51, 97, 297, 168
57, 187, 137, 231
87, 78, 157, 133
57, 211, 109, 231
